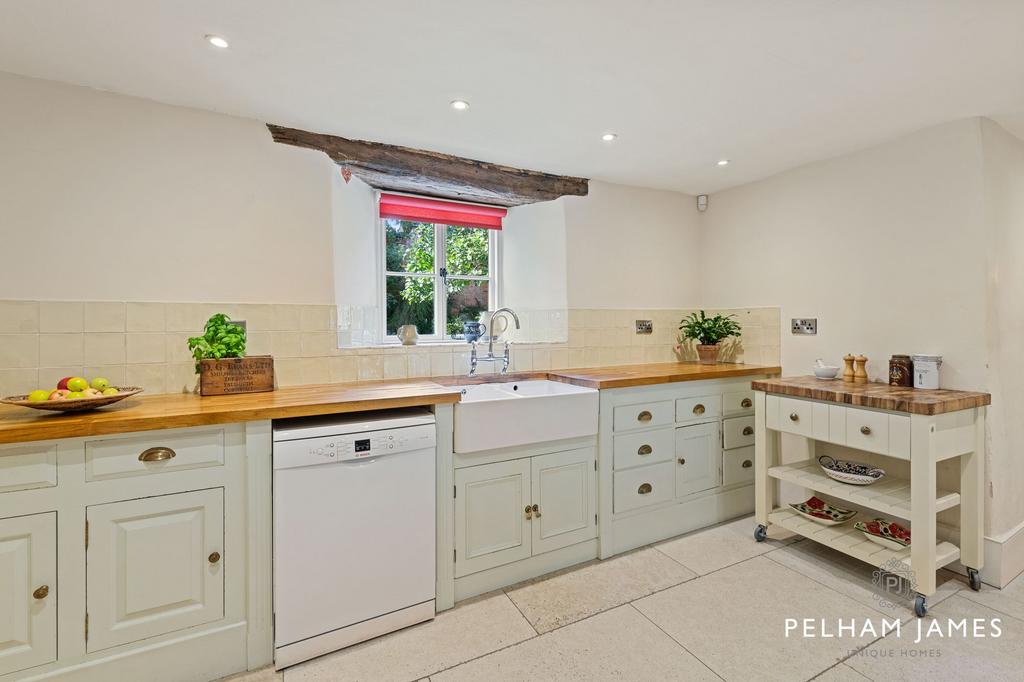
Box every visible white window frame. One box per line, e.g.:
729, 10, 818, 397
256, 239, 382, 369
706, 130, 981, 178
377, 203, 501, 344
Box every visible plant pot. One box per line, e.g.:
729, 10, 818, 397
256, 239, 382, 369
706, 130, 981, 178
696, 344, 721, 365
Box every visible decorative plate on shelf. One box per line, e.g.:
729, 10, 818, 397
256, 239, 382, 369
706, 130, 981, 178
789, 496, 858, 526
818, 455, 885, 486
1, 387, 143, 413
855, 518, 911, 550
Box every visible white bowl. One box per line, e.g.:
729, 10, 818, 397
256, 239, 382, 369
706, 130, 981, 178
813, 366, 839, 379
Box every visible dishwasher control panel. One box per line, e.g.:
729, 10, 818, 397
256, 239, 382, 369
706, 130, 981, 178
274, 423, 437, 469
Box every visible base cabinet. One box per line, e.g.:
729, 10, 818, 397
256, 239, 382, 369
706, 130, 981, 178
674, 421, 721, 497
454, 447, 596, 578
86, 488, 225, 652
0, 513, 57, 677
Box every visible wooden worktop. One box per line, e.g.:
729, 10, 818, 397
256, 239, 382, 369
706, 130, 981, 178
750, 376, 991, 415
0, 380, 462, 445
0, 362, 781, 445
549, 362, 781, 390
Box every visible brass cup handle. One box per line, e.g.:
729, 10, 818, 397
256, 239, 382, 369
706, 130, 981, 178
139, 447, 176, 463
33, 585, 49, 600
741, 398, 753, 408
531, 504, 541, 518
208, 551, 221, 564
637, 410, 653, 423
677, 457, 686, 465
860, 426, 872, 435
525, 505, 533, 520
789, 413, 799, 422
637, 444, 653, 456
742, 426, 754, 436
742, 460, 753, 468
637, 483, 653, 495
693, 404, 706, 415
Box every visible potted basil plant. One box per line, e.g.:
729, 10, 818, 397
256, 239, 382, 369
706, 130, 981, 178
678, 311, 742, 365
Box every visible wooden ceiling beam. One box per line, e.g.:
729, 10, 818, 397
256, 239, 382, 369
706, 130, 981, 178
267, 124, 588, 207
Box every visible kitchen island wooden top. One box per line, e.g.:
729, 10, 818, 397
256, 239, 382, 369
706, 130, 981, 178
750, 376, 991, 415
549, 362, 781, 390
0, 362, 781, 445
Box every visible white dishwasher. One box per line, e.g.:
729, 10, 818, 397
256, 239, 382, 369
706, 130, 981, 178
272, 408, 436, 669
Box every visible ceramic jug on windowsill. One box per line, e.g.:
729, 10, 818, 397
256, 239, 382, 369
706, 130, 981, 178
397, 325, 419, 346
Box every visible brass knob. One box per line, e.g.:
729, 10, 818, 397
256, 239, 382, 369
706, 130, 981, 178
789, 413, 799, 422
33, 585, 49, 600
637, 410, 653, 423
860, 425, 872, 435
742, 460, 753, 468
693, 404, 705, 415
677, 457, 686, 465
741, 398, 753, 408
638, 483, 653, 495
208, 551, 221, 564
139, 447, 176, 463
525, 505, 533, 520
637, 444, 653, 456
531, 504, 541, 518
742, 426, 754, 436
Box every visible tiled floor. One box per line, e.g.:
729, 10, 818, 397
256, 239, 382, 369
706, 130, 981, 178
226, 516, 1024, 682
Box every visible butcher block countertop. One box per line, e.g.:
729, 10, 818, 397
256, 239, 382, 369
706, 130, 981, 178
0, 362, 780, 445
549, 362, 780, 390
750, 376, 991, 416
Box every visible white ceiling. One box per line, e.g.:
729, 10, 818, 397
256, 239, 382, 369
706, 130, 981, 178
1, 1, 1023, 194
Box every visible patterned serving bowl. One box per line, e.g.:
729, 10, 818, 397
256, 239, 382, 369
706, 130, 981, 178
818, 455, 885, 486
855, 518, 911, 550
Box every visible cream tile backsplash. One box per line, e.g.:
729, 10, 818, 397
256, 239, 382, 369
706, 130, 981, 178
0, 301, 780, 396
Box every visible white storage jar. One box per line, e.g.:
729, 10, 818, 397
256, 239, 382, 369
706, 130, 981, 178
911, 354, 942, 389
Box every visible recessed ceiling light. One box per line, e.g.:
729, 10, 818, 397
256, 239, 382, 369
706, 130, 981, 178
717, 159, 730, 166
450, 100, 470, 111
601, 133, 618, 142
205, 34, 229, 49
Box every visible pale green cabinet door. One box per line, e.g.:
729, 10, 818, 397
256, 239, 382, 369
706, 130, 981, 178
531, 448, 597, 555
675, 422, 721, 497
454, 460, 532, 578
0, 512, 56, 677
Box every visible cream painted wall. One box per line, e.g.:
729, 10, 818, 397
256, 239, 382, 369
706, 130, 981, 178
699, 119, 988, 390
331, 175, 378, 308
501, 199, 568, 311
0, 71, 337, 304
563, 180, 701, 310
981, 119, 1024, 538
698, 117, 1024, 538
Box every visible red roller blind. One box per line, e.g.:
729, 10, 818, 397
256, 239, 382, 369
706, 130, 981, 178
379, 193, 507, 230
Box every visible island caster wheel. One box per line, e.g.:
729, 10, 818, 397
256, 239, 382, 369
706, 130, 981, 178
914, 595, 927, 618
754, 524, 768, 543
967, 567, 982, 592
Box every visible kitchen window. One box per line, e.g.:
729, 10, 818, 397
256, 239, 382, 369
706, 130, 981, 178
379, 194, 503, 342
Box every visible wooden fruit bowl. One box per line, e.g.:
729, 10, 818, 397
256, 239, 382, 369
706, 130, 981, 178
1, 387, 144, 412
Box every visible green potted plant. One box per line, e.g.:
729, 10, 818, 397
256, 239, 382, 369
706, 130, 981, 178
678, 311, 742, 365
188, 313, 275, 395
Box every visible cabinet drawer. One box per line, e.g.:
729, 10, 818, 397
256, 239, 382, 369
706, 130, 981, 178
613, 428, 674, 470
0, 443, 58, 494
722, 416, 755, 450
843, 409, 911, 459
777, 397, 814, 437
613, 462, 674, 514
723, 390, 755, 416
676, 395, 721, 422
723, 446, 755, 487
613, 401, 674, 432
85, 427, 225, 482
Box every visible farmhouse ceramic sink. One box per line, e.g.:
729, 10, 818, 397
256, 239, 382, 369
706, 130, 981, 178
453, 380, 599, 453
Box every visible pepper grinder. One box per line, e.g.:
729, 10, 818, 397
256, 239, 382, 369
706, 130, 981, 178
842, 354, 856, 383
854, 355, 868, 383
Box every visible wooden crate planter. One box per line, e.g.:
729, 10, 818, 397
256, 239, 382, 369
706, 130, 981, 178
199, 356, 275, 396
